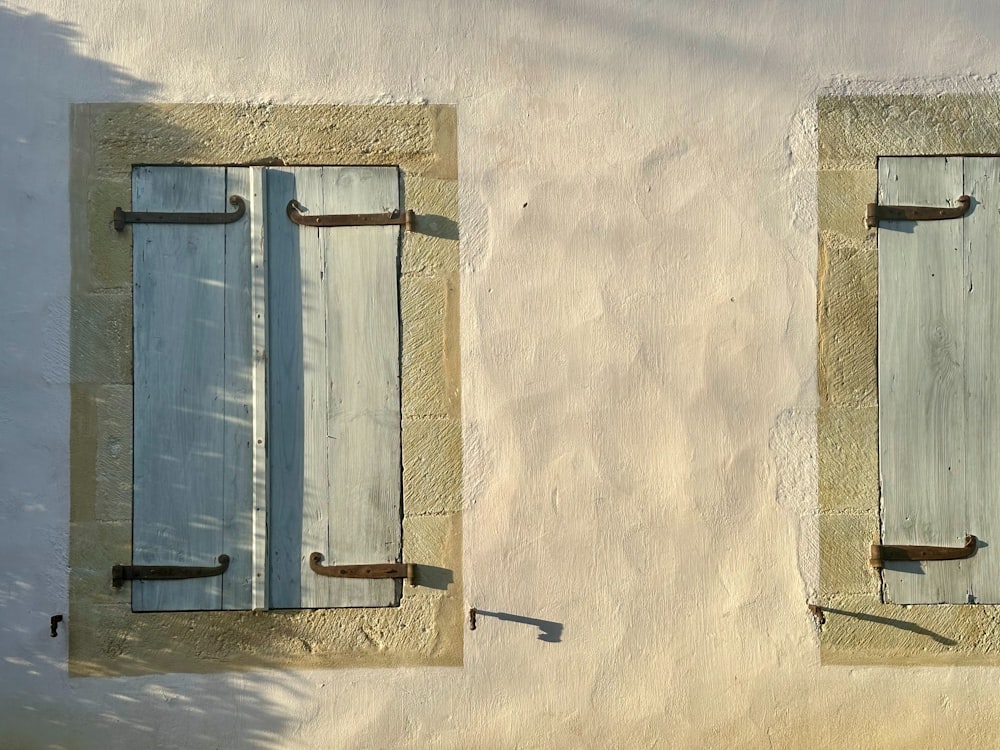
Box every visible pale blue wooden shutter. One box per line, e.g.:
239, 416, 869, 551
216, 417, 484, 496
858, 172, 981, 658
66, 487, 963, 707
266, 167, 403, 608
131, 165, 402, 611
878, 156, 1000, 604
132, 166, 253, 611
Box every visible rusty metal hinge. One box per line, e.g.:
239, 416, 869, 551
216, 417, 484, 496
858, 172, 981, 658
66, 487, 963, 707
869, 535, 977, 569
865, 195, 971, 229
286, 200, 415, 231
112, 554, 230, 588
309, 552, 415, 586
113, 195, 247, 232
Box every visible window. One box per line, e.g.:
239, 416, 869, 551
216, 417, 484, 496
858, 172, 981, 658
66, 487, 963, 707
69, 103, 462, 675
130, 165, 403, 612
816, 94, 1000, 665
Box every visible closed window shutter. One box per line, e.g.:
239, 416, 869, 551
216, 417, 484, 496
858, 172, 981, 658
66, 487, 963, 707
132, 166, 254, 612
266, 167, 403, 609
878, 156, 1000, 604
131, 165, 402, 612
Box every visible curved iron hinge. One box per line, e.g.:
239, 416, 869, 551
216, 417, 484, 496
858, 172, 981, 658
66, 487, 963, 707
113, 195, 247, 232
869, 535, 977, 569
309, 552, 415, 586
865, 195, 971, 229
112, 554, 230, 588
286, 200, 415, 231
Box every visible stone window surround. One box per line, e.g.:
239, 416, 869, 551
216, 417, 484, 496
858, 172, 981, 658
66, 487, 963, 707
818, 94, 1000, 665
69, 103, 462, 676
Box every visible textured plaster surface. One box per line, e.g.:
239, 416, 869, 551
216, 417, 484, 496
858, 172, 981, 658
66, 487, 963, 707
15, 1, 1000, 748
69, 104, 462, 675
817, 94, 1000, 664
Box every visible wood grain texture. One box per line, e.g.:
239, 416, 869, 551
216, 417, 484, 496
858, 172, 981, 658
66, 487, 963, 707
878, 156, 1000, 603
321, 167, 402, 607
265, 166, 310, 608
132, 166, 253, 611
266, 167, 402, 608
959, 158, 1000, 602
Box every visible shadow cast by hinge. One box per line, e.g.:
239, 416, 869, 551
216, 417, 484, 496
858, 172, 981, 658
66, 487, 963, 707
412, 214, 458, 241
820, 606, 957, 646
412, 564, 453, 591
472, 609, 564, 642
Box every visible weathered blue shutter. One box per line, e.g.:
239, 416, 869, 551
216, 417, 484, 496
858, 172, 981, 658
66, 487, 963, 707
131, 165, 402, 611
132, 166, 253, 611
266, 167, 403, 608
878, 156, 1000, 604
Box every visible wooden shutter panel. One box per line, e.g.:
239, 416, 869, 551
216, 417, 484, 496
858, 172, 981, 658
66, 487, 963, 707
132, 166, 254, 611
265, 166, 403, 608
878, 156, 1000, 604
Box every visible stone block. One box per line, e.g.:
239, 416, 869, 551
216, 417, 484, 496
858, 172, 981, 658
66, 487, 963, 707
819, 94, 1000, 170
818, 513, 878, 597
817, 231, 876, 406
87, 103, 442, 173
70, 292, 132, 384
817, 169, 876, 241
403, 174, 459, 274
403, 513, 461, 597
401, 275, 459, 418
817, 406, 878, 513
818, 593, 1000, 664
94, 385, 133, 521
87, 177, 132, 290
69, 383, 97, 522
69, 520, 131, 605
403, 417, 462, 515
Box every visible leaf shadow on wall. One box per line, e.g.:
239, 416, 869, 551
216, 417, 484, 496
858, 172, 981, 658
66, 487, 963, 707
0, 8, 308, 750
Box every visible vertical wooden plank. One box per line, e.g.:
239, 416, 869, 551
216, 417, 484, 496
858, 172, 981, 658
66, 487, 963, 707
265, 167, 328, 608
221, 167, 254, 611
263, 166, 300, 607
250, 167, 269, 611
133, 166, 231, 611
961, 158, 1000, 602
320, 166, 402, 607
294, 167, 339, 608
879, 156, 969, 603
266, 166, 402, 608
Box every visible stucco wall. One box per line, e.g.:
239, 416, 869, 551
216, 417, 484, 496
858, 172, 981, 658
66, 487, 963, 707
8, 0, 1000, 747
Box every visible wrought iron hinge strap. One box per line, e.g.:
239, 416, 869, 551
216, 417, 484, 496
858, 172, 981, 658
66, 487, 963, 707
113, 195, 247, 232
309, 552, 415, 586
286, 200, 415, 231
112, 554, 230, 588
869, 535, 977, 569
865, 195, 971, 229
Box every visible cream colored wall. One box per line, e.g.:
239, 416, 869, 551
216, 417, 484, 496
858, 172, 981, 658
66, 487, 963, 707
7, 0, 1000, 747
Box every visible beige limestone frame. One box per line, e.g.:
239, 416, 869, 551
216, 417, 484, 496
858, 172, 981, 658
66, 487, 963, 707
69, 104, 462, 675
818, 94, 1000, 664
